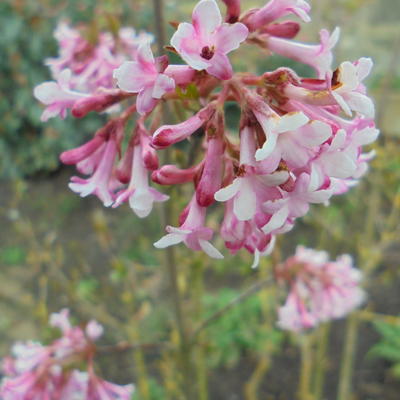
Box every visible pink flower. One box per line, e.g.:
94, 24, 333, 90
265, 28, 340, 78
113, 141, 169, 218
152, 105, 215, 148
246, 93, 310, 161
220, 199, 276, 268
154, 195, 223, 259
68, 125, 121, 207
331, 58, 375, 118
152, 164, 200, 185
214, 126, 287, 221
33, 69, 87, 121
258, 119, 332, 173
310, 129, 358, 188
276, 246, 365, 331
87, 369, 134, 400
0, 310, 133, 400
262, 173, 332, 234
46, 22, 153, 92
113, 43, 175, 115
244, 0, 311, 31
170, 0, 248, 80
196, 117, 225, 206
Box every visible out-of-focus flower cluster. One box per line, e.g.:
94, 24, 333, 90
34, 0, 379, 267
0, 309, 134, 400
276, 246, 365, 332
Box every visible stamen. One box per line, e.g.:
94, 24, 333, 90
200, 46, 215, 60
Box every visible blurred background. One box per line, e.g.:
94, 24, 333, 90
0, 0, 399, 399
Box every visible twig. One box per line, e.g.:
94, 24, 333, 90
97, 341, 169, 353
191, 277, 274, 342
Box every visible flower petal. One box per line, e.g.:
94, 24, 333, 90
214, 178, 241, 202
152, 74, 175, 98
199, 239, 224, 259
206, 52, 233, 80
154, 233, 184, 248
215, 23, 248, 54
192, 0, 222, 36
136, 86, 158, 115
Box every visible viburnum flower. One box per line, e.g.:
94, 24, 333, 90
244, 0, 311, 31
33, 69, 87, 121
46, 21, 153, 92
113, 43, 176, 114
171, 0, 248, 80
262, 173, 333, 235
154, 195, 223, 259
0, 310, 134, 400
276, 247, 365, 331
265, 27, 340, 78
330, 58, 375, 118
34, 0, 379, 264
113, 124, 169, 217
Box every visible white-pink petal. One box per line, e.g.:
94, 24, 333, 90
154, 233, 184, 248
214, 179, 241, 202
192, 0, 222, 36
215, 23, 249, 54
199, 239, 224, 259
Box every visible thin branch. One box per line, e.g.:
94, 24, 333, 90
97, 341, 169, 353
191, 277, 274, 342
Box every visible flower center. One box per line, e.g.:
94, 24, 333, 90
200, 46, 215, 60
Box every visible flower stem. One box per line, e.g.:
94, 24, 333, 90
313, 323, 330, 399
298, 334, 314, 400
337, 314, 359, 400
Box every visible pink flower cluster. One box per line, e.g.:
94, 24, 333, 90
276, 247, 365, 332
34, 0, 379, 266
34, 21, 153, 121
0, 309, 134, 399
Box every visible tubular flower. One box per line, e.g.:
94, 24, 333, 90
171, 0, 248, 80
34, 0, 378, 264
276, 247, 365, 331
0, 310, 134, 400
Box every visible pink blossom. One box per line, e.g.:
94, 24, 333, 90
220, 199, 276, 268
0, 310, 134, 400
152, 105, 215, 148
113, 43, 175, 115
33, 69, 87, 121
214, 126, 287, 221
113, 141, 169, 218
262, 173, 332, 234
258, 119, 332, 173
154, 195, 223, 259
276, 246, 365, 331
68, 125, 121, 207
265, 28, 340, 78
246, 93, 310, 161
196, 119, 225, 206
261, 21, 301, 39
244, 0, 311, 31
170, 0, 248, 80
87, 374, 134, 400
331, 58, 375, 117
152, 164, 200, 185
310, 129, 358, 188
46, 22, 153, 92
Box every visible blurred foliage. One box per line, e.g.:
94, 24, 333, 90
370, 321, 400, 378
203, 288, 283, 368
0, 0, 153, 178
